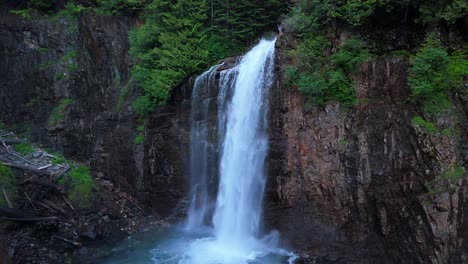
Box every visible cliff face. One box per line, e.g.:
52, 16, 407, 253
265, 35, 468, 263
1, 6, 467, 264
0, 8, 147, 197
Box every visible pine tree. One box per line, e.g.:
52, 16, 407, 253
130, 0, 209, 115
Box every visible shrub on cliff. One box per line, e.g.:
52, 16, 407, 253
96, 0, 145, 15
286, 36, 371, 107
408, 34, 468, 114
129, 0, 209, 116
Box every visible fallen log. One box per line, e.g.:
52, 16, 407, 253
0, 216, 57, 222
38, 164, 52, 170
1, 189, 12, 208
41, 198, 66, 214
0, 156, 54, 175
2, 139, 25, 145
53, 235, 81, 246
0, 206, 36, 218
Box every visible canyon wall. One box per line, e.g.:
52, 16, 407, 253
0, 5, 467, 263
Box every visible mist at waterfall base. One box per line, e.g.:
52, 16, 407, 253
99, 38, 297, 264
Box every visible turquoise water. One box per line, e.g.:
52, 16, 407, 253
97, 226, 297, 264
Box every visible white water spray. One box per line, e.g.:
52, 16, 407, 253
213, 38, 276, 246
183, 38, 280, 263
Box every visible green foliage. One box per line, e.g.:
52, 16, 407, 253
412, 116, 438, 133
31, 0, 56, 11
419, 0, 468, 24
13, 143, 35, 156
10, 9, 34, 20
408, 34, 468, 115
63, 165, 94, 208
133, 125, 145, 145
48, 98, 74, 126
37, 47, 51, 53
285, 0, 389, 30
287, 0, 467, 31
442, 165, 466, 181
52, 153, 66, 164
0, 121, 5, 129
128, 0, 285, 116
134, 134, 144, 145
209, 0, 286, 54
408, 35, 449, 99
96, 0, 145, 15
447, 50, 468, 93
0, 164, 16, 207
129, 0, 209, 116
52, 1, 87, 21
287, 36, 371, 107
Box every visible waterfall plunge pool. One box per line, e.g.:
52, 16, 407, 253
96, 225, 298, 264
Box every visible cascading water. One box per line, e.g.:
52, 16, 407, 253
213, 38, 275, 247
183, 38, 291, 263
99, 38, 297, 264
186, 64, 221, 231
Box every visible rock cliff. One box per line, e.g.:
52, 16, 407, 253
0, 4, 466, 263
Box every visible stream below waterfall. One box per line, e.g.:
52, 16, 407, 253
99, 38, 297, 264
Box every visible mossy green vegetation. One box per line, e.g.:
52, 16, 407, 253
48, 98, 74, 126
95, 0, 144, 15
61, 165, 95, 208
285, 1, 466, 111
408, 34, 467, 131
13, 143, 35, 156
9, 9, 34, 20
10, 0, 86, 20
0, 164, 16, 207
286, 35, 371, 107
52, 153, 66, 164
133, 125, 144, 145
442, 165, 466, 181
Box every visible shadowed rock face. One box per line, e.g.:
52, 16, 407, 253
0, 9, 142, 195
265, 35, 468, 263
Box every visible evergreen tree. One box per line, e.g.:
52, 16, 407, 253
130, 0, 209, 115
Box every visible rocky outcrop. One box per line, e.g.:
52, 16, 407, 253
0, 7, 143, 194
266, 36, 467, 263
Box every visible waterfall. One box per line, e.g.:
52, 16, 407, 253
184, 38, 279, 263
213, 38, 276, 246
101, 38, 297, 264
186, 64, 221, 230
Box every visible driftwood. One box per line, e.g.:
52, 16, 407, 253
3, 139, 25, 145
41, 198, 66, 214
53, 235, 80, 246
24, 192, 38, 212
1, 189, 12, 208
63, 196, 75, 211
0, 158, 55, 176
121, 194, 143, 212
38, 164, 52, 170
0, 216, 57, 222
